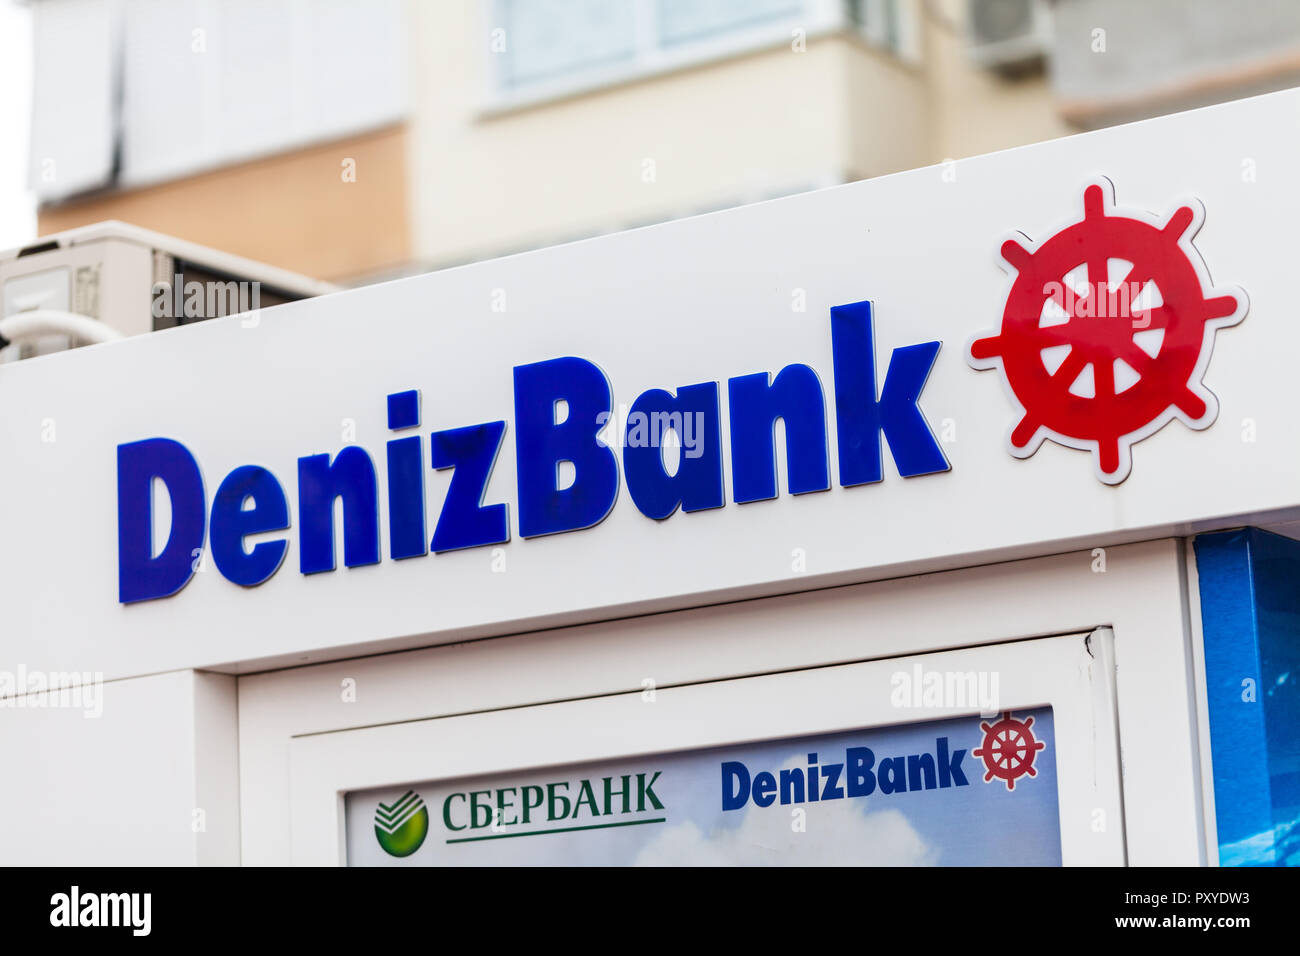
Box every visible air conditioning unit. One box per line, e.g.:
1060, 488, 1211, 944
0, 221, 335, 363
967, 0, 1051, 73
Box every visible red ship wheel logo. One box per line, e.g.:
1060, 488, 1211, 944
973, 711, 1046, 791
968, 180, 1247, 483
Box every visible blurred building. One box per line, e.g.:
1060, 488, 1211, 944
25, 0, 1300, 285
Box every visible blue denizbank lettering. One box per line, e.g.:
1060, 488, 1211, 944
116, 301, 948, 603
721, 740, 969, 811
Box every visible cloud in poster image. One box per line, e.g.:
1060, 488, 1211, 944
633, 757, 937, 866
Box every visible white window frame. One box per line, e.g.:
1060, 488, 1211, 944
856, 0, 923, 63
481, 0, 851, 115
295, 628, 1125, 865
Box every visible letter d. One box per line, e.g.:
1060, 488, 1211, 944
720, 761, 751, 811
117, 438, 206, 603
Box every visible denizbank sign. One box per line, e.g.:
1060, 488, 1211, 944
344, 710, 1062, 865
116, 301, 950, 603
4, 90, 1289, 678
117, 179, 1243, 604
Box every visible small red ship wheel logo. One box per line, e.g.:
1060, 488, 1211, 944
973, 711, 1046, 791
968, 179, 1247, 483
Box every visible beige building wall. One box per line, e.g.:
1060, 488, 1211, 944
408, 2, 882, 268
409, 1, 1074, 269
841, 36, 935, 181
38, 125, 411, 283
922, 0, 1072, 163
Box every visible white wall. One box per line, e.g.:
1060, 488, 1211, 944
0, 669, 239, 865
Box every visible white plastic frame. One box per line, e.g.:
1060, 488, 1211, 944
292, 629, 1124, 866
239, 538, 1208, 866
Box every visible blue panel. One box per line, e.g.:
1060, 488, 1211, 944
1247, 530, 1300, 863
1194, 528, 1300, 866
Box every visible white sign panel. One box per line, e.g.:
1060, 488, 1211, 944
3, 90, 1300, 678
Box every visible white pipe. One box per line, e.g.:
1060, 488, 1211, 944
0, 309, 124, 347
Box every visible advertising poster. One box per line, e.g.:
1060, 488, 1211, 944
347, 708, 1061, 866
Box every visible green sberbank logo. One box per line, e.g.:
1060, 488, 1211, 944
374, 790, 429, 857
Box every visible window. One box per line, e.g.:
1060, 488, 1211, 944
487, 0, 915, 109
497, 0, 639, 87
657, 0, 805, 47
29, 0, 408, 201
853, 0, 922, 63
